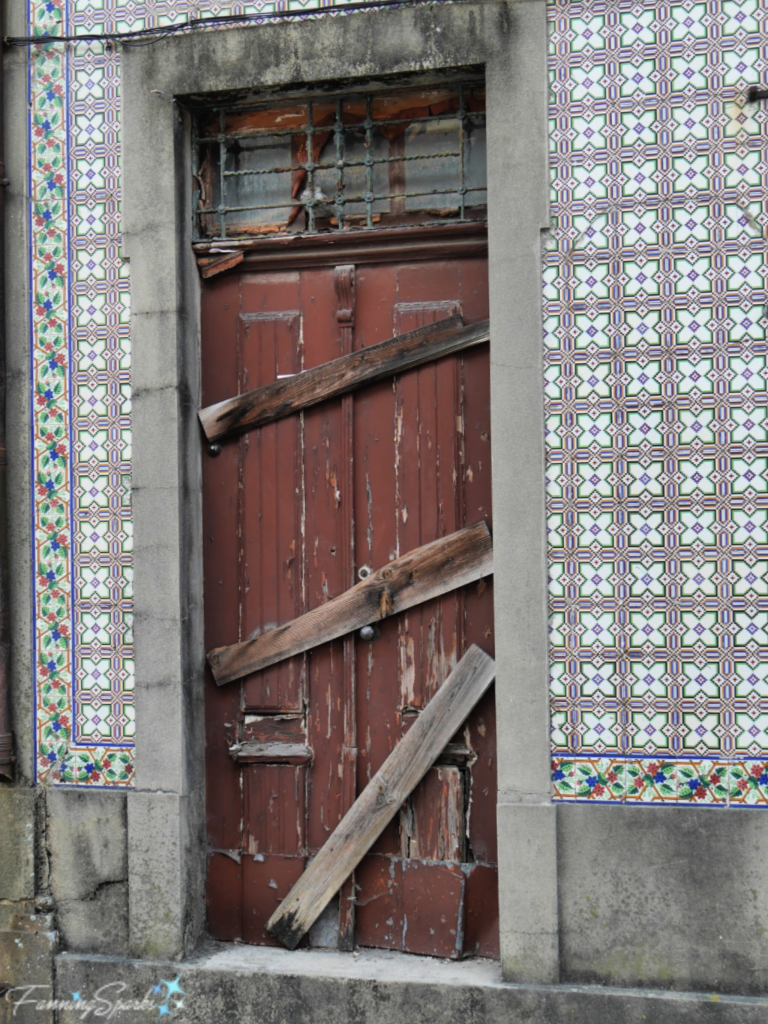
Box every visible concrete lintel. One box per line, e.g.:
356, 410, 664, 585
122, 2, 509, 102
51, 945, 768, 1024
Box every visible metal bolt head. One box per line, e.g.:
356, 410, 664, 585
359, 625, 375, 641
207, 443, 222, 458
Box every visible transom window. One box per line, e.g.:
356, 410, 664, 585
192, 75, 487, 241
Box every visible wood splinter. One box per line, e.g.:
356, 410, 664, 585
207, 520, 493, 686
265, 644, 496, 950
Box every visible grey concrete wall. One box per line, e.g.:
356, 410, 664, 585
45, 790, 128, 956
0, 789, 54, 1024
558, 803, 768, 997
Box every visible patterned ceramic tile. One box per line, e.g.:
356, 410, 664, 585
28, 0, 383, 785
546, 0, 768, 803
29, 0, 768, 798
30, 0, 136, 784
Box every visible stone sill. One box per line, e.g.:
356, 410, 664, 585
53, 943, 768, 1024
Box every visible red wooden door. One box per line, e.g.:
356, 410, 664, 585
202, 256, 497, 958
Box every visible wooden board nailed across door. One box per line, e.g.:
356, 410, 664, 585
202, 258, 497, 958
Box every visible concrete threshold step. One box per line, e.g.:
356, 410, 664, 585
52, 944, 768, 1024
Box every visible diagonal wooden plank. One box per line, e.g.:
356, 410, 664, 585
198, 314, 490, 443
207, 520, 493, 686
265, 644, 496, 949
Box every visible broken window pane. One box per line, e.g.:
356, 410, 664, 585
193, 78, 487, 240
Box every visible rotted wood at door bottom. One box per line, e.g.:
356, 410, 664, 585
202, 256, 497, 958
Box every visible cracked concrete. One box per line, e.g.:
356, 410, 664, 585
45, 790, 129, 956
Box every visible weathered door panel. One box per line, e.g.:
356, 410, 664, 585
464, 863, 500, 958
401, 765, 465, 862
202, 274, 243, 883
242, 855, 308, 947
238, 283, 306, 713
354, 855, 467, 959
203, 257, 497, 957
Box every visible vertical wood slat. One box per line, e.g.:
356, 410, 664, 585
335, 264, 358, 950
239, 300, 306, 712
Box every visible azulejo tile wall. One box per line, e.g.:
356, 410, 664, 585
28, 0, 768, 800
28, 0, 359, 787
545, 0, 768, 803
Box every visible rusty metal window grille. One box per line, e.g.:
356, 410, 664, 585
192, 78, 487, 241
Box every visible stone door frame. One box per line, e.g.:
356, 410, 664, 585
120, 0, 554, 979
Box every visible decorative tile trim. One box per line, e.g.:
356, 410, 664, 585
552, 755, 768, 805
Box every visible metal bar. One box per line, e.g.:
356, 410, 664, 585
199, 110, 485, 142
192, 79, 484, 113
458, 83, 466, 221
305, 101, 315, 233
364, 95, 373, 229
334, 97, 345, 230
218, 108, 226, 238
0, 0, 13, 781
191, 113, 201, 239
197, 185, 487, 217
221, 150, 464, 177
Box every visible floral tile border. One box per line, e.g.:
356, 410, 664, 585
29, 0, 135, 784
552, 756, 768, 806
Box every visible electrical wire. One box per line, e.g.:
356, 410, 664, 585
4, 0, 450, 47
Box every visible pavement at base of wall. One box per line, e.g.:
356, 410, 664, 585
13, 943, 764, 1024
